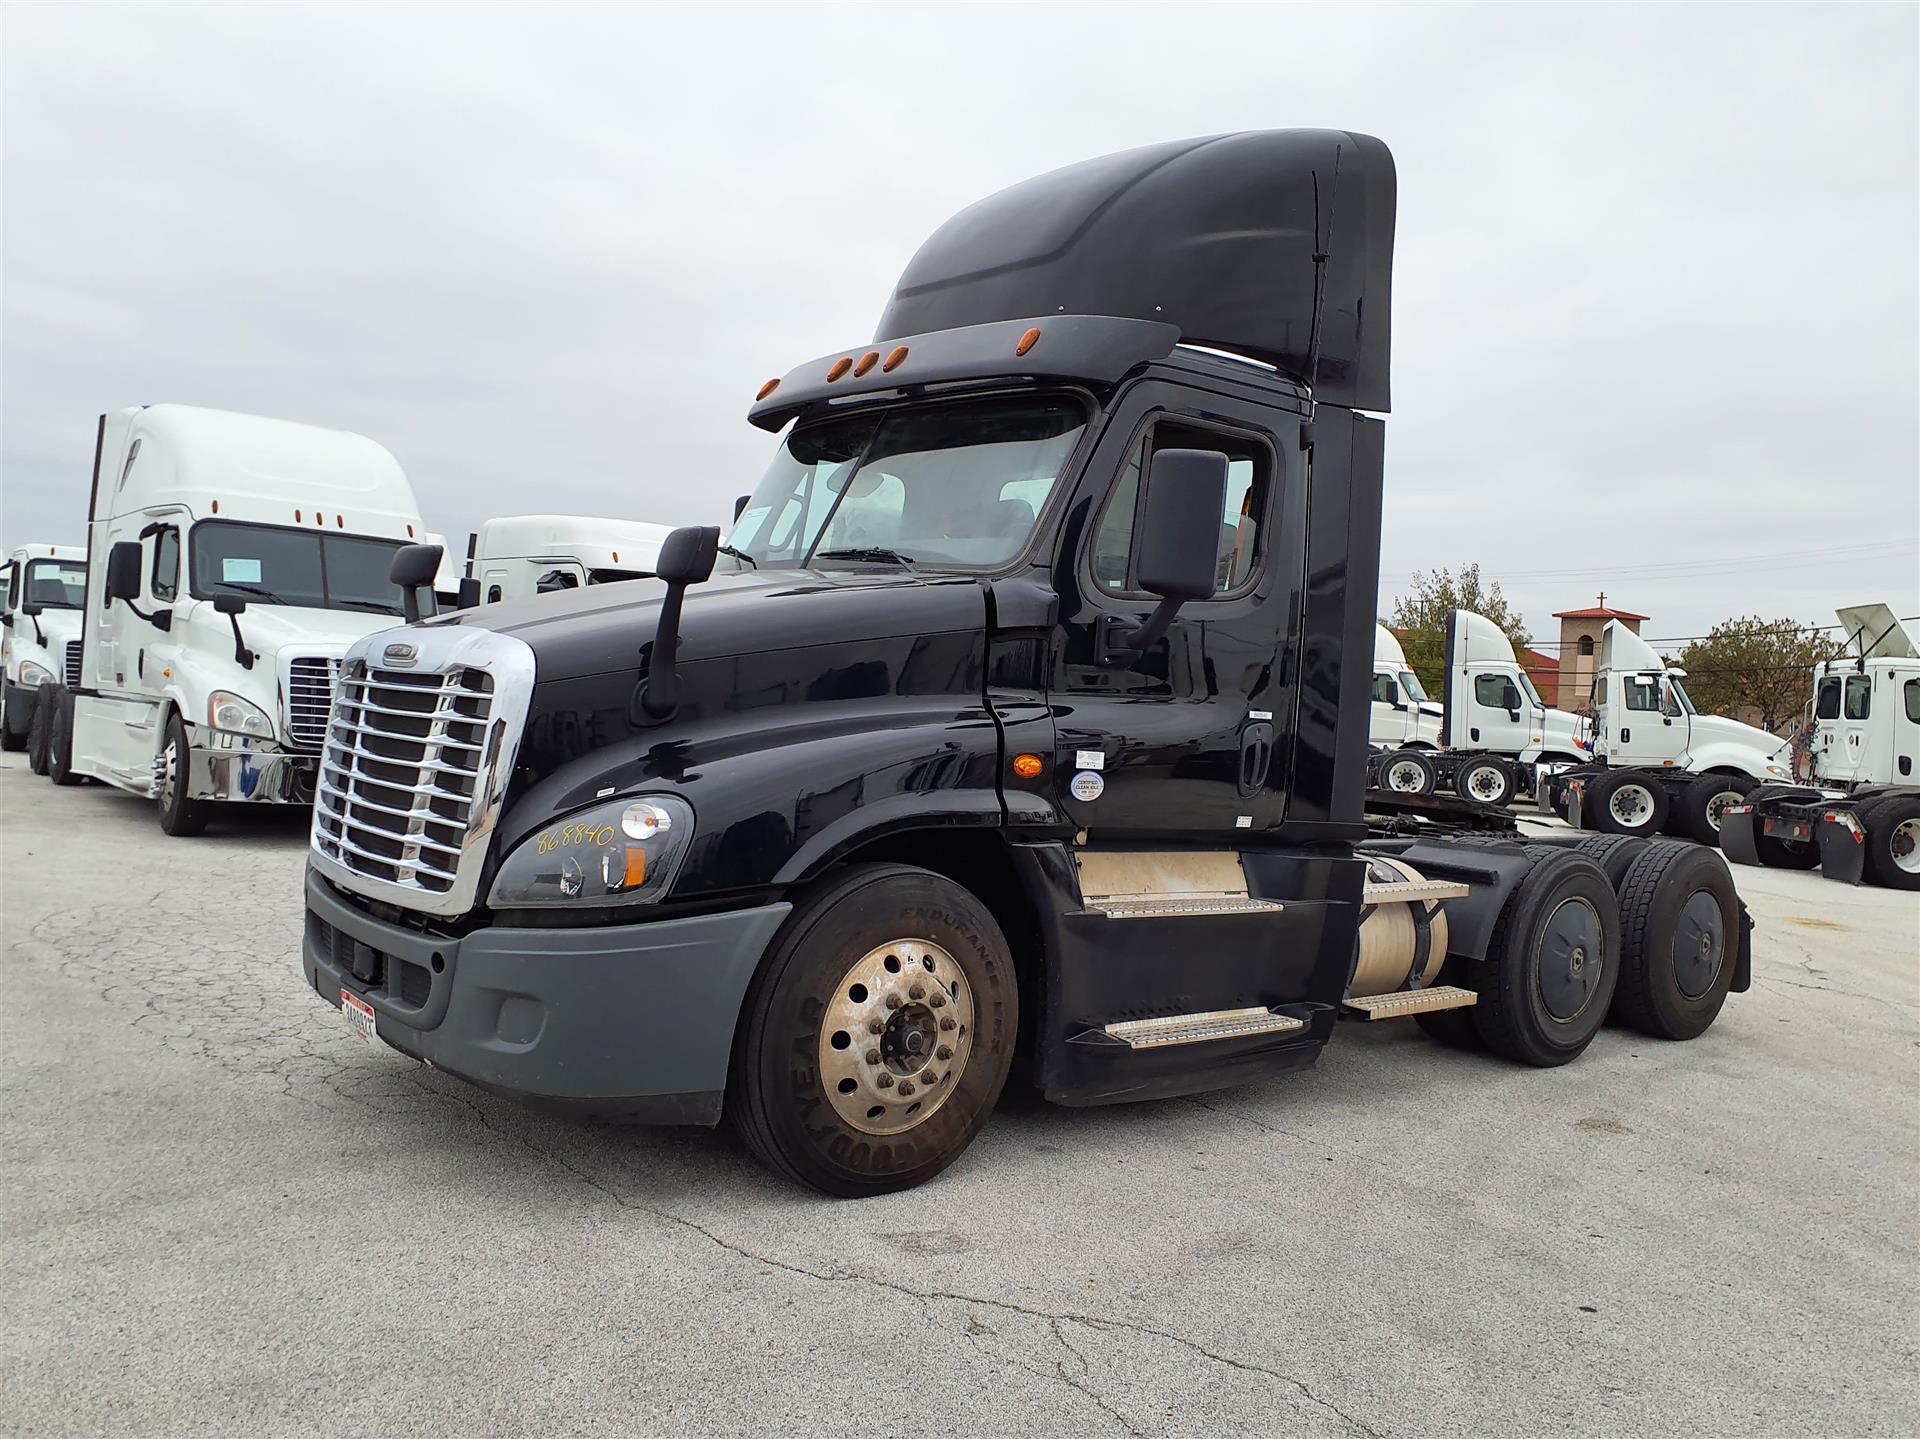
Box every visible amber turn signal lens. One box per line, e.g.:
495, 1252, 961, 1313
853, 351, 880, 377
1015, 327, 1042, 356
623, 848, 646, 888
882, 346, 909, 372
827, 357, 853, 382
756, 377, 781, 401
1012, 753, 1045, 779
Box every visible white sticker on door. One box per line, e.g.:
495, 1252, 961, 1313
1074, 750, 1104, 771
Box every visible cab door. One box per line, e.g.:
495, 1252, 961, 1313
1462, 668, 1530, 751
1050, 381, 1303, 838
1828, 672, 1874, 783
1369, 669, 1408, 746
1892, 668, 1920, 783
1610, 672, 1687, 766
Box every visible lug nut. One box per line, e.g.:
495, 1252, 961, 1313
897, 1082, 915, 1097
876, 1073, 894, 1088
865, 1050, 881, 1065
929, 993, 946, 1008
939, 1016, 956, 1032
936, 1045, 952, 1060
869, 1018, 885, 1034
909, 985, 925, 1001
885, 994, 903, 1010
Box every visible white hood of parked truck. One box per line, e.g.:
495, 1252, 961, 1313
189, 600, 399, 658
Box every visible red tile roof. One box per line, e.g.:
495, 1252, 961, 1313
1524, 649, 1560, 672
1553, 606, 1650, 621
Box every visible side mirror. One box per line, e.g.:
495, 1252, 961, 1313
389, 543, 444, 624
456, 576, 482, 610
1117, 449, 1226, 655
104, 541, 142, 603
634, 524, 721, 721
733, 494, 751, 522
17, 600, 40, 618
214, 594, 248, 616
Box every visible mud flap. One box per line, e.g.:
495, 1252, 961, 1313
1731, 901, 1754, 994
1719, 807, 1762, 868
1816, 811, 1867, 885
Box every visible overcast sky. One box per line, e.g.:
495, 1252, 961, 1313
4, 3, 1915, 654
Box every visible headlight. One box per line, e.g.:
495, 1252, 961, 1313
208, 690, 275, 737
16, 660, 53, 688
1765, 763, 1786, 776
488, 794, 694, 909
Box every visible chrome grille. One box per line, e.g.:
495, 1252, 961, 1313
64, 641, 81, 688
286, 656, 340, 750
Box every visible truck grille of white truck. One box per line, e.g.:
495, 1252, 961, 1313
64, 641, 81, 688
286, 656, 340, 750
307, 627, 535, 919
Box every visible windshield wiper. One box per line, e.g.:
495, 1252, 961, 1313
214, 581, 288, 605
716, 544, 757, 569
813, 547, 917, 569
335, 598, 405, 613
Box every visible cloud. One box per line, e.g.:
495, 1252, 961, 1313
4, 2, 1915, 644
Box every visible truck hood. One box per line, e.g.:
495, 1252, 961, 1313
1541, 706, 1592, 752
1688, 711, 1787, 759
192, 601, 404, 659
429, 566, 990, 683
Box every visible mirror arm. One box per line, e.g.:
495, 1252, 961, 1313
636, 583, 689, 720
224, 614, 255, 670
401, 585, 438, 625
1123, 596, 1186, 652
28, 615, 45, 646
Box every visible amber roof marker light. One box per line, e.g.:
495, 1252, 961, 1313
756, 378, 781, 402
853, 351, 880, 378
882, 346, 909, 373
826, 357, 853, 382
1015, 327, 1042, 357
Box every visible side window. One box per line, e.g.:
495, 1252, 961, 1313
1371, 673, 1398, 704
1843, 675, 1872, 720
151, 528, 180, 602
1473, 674, 1519, 709
1905, 678, 1920, 724
1089, 419, 1273, 597
4, 560, 18, 613
1623, 676, 1663, 712
1814, 678, 1841, 719
486, 584, 503, 603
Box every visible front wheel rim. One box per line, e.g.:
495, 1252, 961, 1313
1609, 784, 1655, 827
817, 938, 975, 1136
161, 737, 179, 810
1892, 818, 1920, 875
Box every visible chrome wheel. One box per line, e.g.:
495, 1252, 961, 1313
160, 734, 180, 811
1607, 783, 1657, 829
817, 938, 975, 1137
1893, 818, 1920, 876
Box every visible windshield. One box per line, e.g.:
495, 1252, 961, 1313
1667, 676, 1696, 715
190, 522, 408, 615
1516, 670, 1543, 708
730, 396, 1086, 570
1398, 669, 1429, 703
23, 559, 87, 609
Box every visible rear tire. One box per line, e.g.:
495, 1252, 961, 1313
1455, 756, 1514, 807
730, 863, 1018, 1196
1380, 750, 1437, 796
1753, 833, 1821, 870
1471, 852, 1619, 1066
1861, 797, 1920, 891
157, 712, 210, 837
1610, 841, 1739, 1039
26, 686, 54, 775
1677, 773, 1755, 847
1574, 833, 1652, 890
1586, 770, 1669, 838
47, 690, 79, 786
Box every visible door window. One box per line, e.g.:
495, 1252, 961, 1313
1815, 678, 1841, 719
151, 528, 180, 602
1090, 420, 1273, 597
1843, 675, 1871, 720
1474, 674, 1521, 710
1623, 676, 1664, 712
1371, 673, 1399, 705
1905, 678, 1919, 724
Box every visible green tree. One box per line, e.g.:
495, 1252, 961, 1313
1674, 617, 1834, 733
1385, 565, 1532, 692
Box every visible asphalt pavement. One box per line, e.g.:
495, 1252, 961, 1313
3, 751, 1915, 1437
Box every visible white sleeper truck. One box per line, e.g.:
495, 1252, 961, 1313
461, 514, 677, 606
2, 545, 87, 758
46, 405, 427, 834
1543, 619, 1793, 845
1374, 608, 1589, 807
1368, 624, 1441, 750
1721, 603, 1920, 889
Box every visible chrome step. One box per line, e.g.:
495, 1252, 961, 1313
1361, 879, 1470, 905
1342, 985, 1478, 1019
1102, 1007, 1306, 1049
1091, 895, 1287, 920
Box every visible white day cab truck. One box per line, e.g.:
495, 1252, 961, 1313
43, 405, 428, 834
1722, 604, 1920, 890
2, 545, 87, 761
1368, 623, 1441, 749
1541, 620, 1793, 846
458, 514, 676, 606
1372, 609, 1590, 808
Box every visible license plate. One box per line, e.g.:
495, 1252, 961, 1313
342, 989, 376, 1043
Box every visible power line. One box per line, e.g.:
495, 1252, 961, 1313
1513, 615, 1919, 649
1380, 538, 1918, 585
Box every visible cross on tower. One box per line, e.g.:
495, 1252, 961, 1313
1597, 591, 1607, 610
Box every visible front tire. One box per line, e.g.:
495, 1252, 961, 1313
26, 687, 55, 775
1586, 770, 1669, 838
730, 863, 1018, 1196
157, 712, 210, 836
1677, 773, 1754, 847
47, 689, 79, 786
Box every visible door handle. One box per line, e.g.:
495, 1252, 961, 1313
1238, 722, 1274, 797
1621, 727, 1631, 743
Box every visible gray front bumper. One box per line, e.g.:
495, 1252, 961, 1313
301, 868, 791, 1124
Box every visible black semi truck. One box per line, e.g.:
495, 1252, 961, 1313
301, 131, 1754, 1195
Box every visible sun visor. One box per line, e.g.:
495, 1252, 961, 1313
1836, 603, 1918, 659
874, 130, 1396, 412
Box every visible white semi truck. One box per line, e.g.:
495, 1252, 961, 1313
460, 514, 677, 605
1369, 624, 1441, 749
1373, 609, 1590, 806
2, 545, 87, 757
1542, 620, 1793, 845
44, 405, 428, 835
1721, 603, 1919, 889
